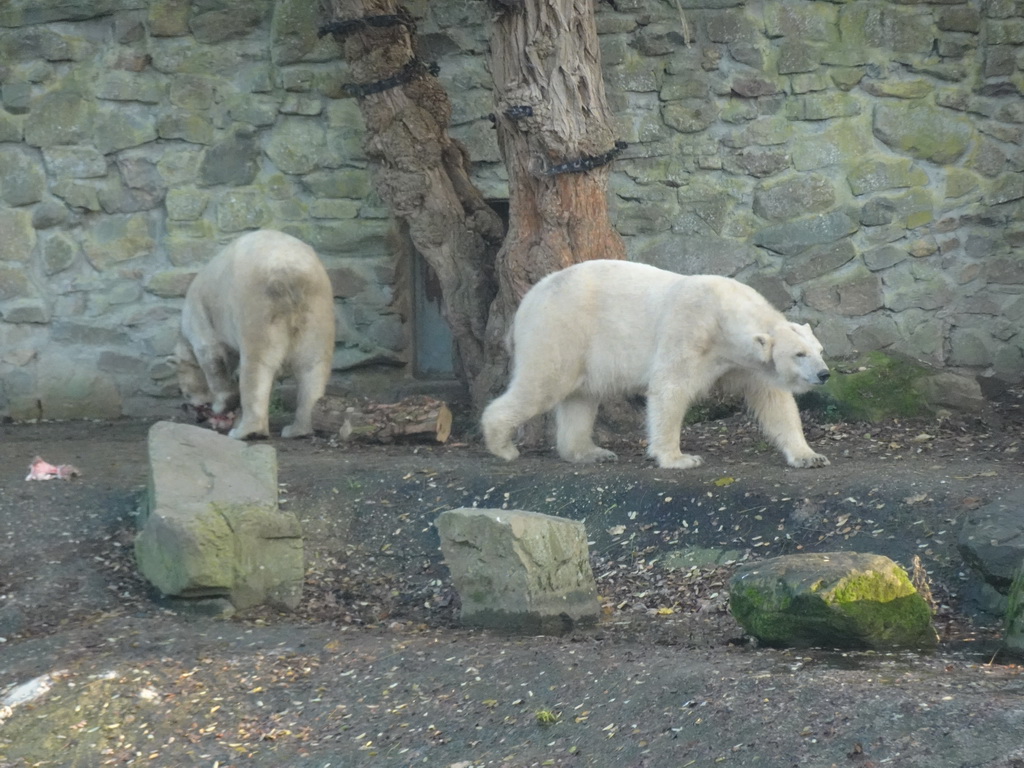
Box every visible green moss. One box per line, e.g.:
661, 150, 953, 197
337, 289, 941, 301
830, 569, 910, 603
799, 351, 931, 422
730, 565, 935, 650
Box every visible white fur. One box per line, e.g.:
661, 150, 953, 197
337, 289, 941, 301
176, 230, 335, 440
481, 260, 830, 469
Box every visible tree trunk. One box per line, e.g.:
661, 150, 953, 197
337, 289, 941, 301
319, 0, 503, 392
476, 0, 627, 403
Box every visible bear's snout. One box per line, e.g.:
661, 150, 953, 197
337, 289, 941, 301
816, 369, 830, 384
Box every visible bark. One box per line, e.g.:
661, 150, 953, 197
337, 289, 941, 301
320, 0, 503, 393
476, 0, 627, 403
312, 394, 453, 443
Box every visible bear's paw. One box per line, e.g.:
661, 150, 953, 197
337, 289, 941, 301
785, 451, 830, 468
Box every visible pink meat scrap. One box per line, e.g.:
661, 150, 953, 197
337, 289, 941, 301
26, 456, 81, 481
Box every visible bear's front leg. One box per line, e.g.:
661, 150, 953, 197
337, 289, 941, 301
645, 385, 704, 469
744, 384, 829, 469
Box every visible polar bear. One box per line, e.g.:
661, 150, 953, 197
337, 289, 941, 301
176, 229, 336, 440
481, 260, 831, 469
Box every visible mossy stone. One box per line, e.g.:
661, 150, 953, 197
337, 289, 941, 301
801, 351, 932, 422
730, 552, 936, 650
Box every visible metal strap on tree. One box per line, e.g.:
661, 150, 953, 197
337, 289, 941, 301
342, 57, 440, 98
317, 9, 415, 38
543, 141, 628, 176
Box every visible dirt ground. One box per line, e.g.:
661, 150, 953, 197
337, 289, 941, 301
2, 395, 1024, 768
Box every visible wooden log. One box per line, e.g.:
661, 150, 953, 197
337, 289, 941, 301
312, 395, 453, 444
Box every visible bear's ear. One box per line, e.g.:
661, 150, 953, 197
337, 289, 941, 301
752, 333, 774, 363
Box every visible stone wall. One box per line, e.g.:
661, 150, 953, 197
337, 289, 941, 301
0, 0, 1022, 420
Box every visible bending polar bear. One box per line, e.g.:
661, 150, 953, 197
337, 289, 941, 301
176, 229, 335, 440
481, 260, 830, 469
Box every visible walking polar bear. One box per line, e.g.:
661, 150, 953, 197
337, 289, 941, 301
176, 229, 335, 440
481, 260, 831, 469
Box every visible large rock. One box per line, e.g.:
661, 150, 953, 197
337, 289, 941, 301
134, 421, 303, 611
1006, 565, 1024, 658
959, 495, 1024, 591
436, 508, 600, 634
729, 552, 937, 649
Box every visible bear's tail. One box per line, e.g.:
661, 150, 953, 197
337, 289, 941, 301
264, 265, 318, 331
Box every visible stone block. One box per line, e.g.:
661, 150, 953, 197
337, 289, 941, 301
840, 5, 934, 54
81, 213, 155, 270
777, 40, 821, 75
753, 173, 835, 222
785, 92, 860, 121
873, 102, 973, 165
135, 421, 303, 611
93, 106, 158, 154
959, 495, 1024, 592
803, 268, 883, 316
986, 173, 1024, 206
0, 298, 50, 324
730, 552, 937, 649
144, 268, 196, 298
863, 244, 907, 271
753, 210, 858, 256
95, 71, 166, 104
216, 188, 270, 232
264, 117, 326, 174
42, 145, 107, 179
783, 239, 856, 285
0, 146, 45, 205
41, 232, 79, 275
272, 0, 339, 65
916, 372, 986, 412
0, 208, 36, 263
24, 90, 93, 147
436, 508, 600, 634
157, 113, 214, 145
169, 75, 215, 110
848, 157, 928, 196
189, 5, 269, 45
165, 187, 209, 221
662, 100, 718, 134
148, 0, 190, 37
0, 110, 22, 142
199, 130, 260, 187
27, 352, 122, 419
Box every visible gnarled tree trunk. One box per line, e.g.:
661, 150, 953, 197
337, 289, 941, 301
320, 0, 503, 394
476, 0, 626, 402
322, 0, 624, 413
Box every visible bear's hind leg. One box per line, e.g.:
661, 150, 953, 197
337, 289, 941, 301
229, 345, 284, 440
282, 355, 330, 439
741, 378, 829, 468
555, 395, 616, 463
481, 392, 528, 460
482, 384, 565, 461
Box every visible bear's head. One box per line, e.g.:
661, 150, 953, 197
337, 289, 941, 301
755, 322, 830, 393
173, 337, 215, 408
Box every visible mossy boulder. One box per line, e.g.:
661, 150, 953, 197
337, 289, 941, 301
730, 552, 937, 650
804, 351, 986, 420
436, 508, 600, 634
135, 422, 304, 611
1005, 565, 1024, 658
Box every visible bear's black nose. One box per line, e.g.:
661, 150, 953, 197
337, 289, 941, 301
817, 369, 830, 384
